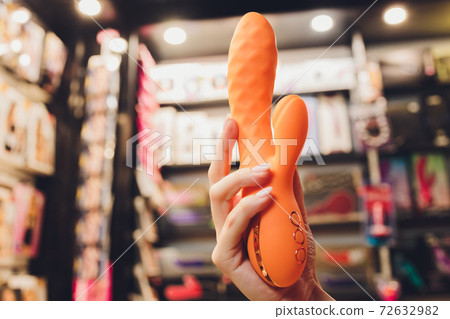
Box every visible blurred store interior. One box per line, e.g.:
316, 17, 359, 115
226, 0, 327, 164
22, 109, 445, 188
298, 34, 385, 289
0, 0, 449, 301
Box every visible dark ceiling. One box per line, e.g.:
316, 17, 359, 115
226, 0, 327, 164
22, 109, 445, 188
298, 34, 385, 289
22, 0, 450, 59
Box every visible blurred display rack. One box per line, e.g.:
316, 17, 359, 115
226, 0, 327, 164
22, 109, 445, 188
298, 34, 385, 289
0, 64, 54, 180
0, 65, 51, 105
384, 81, 450, 95
0, 155, 53, 181
158, 89, 351, 110
0, 60, 54, 284
161, 146, 450, 174
161, 152, 365, 173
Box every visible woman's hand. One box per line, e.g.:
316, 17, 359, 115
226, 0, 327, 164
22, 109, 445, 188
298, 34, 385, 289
208, 117, 333, 301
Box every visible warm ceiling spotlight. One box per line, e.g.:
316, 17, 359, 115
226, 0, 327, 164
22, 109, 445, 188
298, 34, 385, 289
384, 7, 407, 25
311, 15, 334, 32
163, 27, 186, 45
12, 8, 31, 24
108, 37, 128, 54
78, 0, 102, 17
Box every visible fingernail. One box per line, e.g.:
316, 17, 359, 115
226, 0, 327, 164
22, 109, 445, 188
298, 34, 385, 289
252, 163, 271, 172
222, 113, 231, 130
256, 186, 272, 198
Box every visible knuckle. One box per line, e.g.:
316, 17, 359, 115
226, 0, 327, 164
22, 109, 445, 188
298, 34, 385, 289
224, 212, 236, 229
237, 195, 254, 211
209, 183, 221, 201
236, 167, 250, 178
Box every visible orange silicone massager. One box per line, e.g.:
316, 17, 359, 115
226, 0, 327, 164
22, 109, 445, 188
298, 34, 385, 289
228, 12, 309, 287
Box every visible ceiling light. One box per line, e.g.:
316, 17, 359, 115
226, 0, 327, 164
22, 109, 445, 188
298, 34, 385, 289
108, 37, 128, 54
10, 39, 22, 53
18, 54, 31, 67
384, 7, 407, 25
311, 15, 334, 32
78, 0, 102, 17
163, 27, 186, 45
12, 8, 31, 24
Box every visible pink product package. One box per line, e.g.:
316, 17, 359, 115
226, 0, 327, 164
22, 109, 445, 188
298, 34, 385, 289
13, 184, 45, 258
412, 154, 450, 213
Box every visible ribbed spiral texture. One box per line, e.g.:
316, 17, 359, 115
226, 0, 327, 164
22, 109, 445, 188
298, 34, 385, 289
228, 12, 277, 167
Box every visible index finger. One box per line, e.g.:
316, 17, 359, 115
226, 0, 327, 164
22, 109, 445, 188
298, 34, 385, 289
208, 116, 238, 185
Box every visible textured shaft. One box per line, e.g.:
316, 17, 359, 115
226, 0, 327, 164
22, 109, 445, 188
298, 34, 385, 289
228, 12, 276, 168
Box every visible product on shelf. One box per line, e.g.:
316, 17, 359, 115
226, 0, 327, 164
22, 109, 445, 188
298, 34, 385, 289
162, 181, 209, 208
228, 12, 309, 288
0, 274, 47, 301
75, 210, 108, 246
380, 157, 413, 214
377, 47, 423, 88
317, 93, 353, 155
41, 32, 67, 94
0, 2, 45, 83
15, 21, 45, 83
132, 263, 159, 300
426, 234, 450, 276
74, 246, 109, 281
0, 83, 28, 165
134, 230, 160, 277
147, 106, 233, 167
155, 244, 220, 279
0, 80, 56, 174
174, 111, 209, 165
423, 93, 450, 147
424, 233, 450, 294
359, 183, 396, 246
26, 103, 55, 174
164, 274, 203, 301
375, 277, 401, 301
12, 183, 45, 258
299, 165, 363, 224
134, 197, 158, 243
432, 47, 450, 83
148, 106, 176, 166
277, 58, 356, 95
78, 144, 105, 178
386, 95, 426, 149
72, 261, 112, 301
150, 62, 228, 104
350, 99, 391, 151
158, 207, 214, 240
0, 187, 14, 258
315, 245, 371, 298
84, 55, 120, 97
354, 61, 383, 104
411, 153, 450, 213
73, 54, 120, 301
393, 253, 425, 294
300, 95, 320, 157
